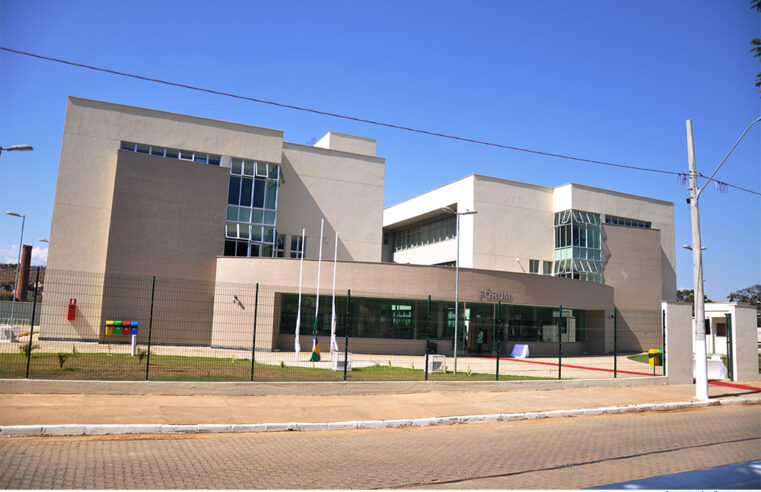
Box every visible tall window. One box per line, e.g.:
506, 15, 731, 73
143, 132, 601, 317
224, 158, 280, 257
290, 236, 306, 259
542, 260, 553, 275
553, 210, 602, 283
529, 259, 539, 274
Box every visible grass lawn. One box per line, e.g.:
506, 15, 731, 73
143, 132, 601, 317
627, 354, 650, 364
0, 352, 552, 382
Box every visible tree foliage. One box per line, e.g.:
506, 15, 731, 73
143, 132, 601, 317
727, 284, 761, 310
676, 289, 710, 304
753, 0, 761, 93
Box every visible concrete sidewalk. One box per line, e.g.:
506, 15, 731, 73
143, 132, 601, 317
1, 380, 759, 437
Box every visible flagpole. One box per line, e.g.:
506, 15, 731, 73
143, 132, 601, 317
294, 227, 305, 360
330, 230, 339, 361
310, 219, 324, 362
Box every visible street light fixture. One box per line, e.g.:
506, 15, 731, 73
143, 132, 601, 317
441, 206, 478, 374
686, 116, 761, 401
0, 145, 33, 157
5, 212, 26, 329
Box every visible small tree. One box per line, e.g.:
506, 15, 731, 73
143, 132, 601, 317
57, 353, 70, 369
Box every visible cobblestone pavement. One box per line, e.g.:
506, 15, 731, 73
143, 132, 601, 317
1, 406, 758, 489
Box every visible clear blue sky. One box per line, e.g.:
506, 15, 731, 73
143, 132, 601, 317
1, 0, 759, 301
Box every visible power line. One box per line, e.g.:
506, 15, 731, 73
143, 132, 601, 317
2, 45, 759, 197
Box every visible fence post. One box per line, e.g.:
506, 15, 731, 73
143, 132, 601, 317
343, 289, 350, 382
425, 295, 431, 381
495, 301, 501, 381
558, 304, 562, 380
250, 283, 259, 382
145, 276, 156, 381
725, 313, 733, 380
24, 267, 40, 379
613, 307, 618, 378
662, 309, 667, 377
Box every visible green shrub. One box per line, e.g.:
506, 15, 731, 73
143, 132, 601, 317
18, 344, 39, 357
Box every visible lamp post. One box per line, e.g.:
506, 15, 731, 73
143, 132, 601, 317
442, 206, 477, 374
686, 116, 760, 401
0, 145, 33, 158
5, 212, 26, 329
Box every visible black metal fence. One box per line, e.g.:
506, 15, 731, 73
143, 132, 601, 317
0, 267, 665, 382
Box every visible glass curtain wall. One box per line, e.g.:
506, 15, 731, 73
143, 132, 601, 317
278, 293, 589, 346
553, 210, 602, 282
225, 159, 280, 257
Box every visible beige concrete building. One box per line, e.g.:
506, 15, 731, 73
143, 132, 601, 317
383, 175, 677, 351
40, 97, 677, 359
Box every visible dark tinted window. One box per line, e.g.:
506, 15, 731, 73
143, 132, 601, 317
240, 178, 253, 207
224, 240, 236, 256
228, 177, 241, 205
253, 179, 265, 208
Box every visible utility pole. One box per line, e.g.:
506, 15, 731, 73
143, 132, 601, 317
685, 116, 760, 401
686, 120, 708, 401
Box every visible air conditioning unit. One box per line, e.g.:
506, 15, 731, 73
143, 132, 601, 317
428, 354, 446, 373
331, 352, 352, 372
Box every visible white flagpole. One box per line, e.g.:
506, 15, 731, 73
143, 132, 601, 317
313, 219, 324, 355
330, 231, 339, 361
294, 227, 305, 360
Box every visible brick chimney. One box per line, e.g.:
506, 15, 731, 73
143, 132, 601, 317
16, 245, 32, 301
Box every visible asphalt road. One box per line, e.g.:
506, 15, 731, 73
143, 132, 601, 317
1, 405, 759, 489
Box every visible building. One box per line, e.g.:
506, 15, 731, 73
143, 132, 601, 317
40, 97, 676, 358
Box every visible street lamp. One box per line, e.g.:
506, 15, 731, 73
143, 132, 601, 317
0, 145, 33, 157
441, 206, 478, 374
5, 212, 26, 329
686, 116, 761, 401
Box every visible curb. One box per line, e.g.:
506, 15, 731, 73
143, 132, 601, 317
1, 397, 758, 438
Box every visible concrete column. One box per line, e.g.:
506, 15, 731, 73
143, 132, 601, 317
662, 301, 693, 384
731, 305, 759, 381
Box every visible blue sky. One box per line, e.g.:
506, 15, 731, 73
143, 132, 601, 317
1, 0, 759, 301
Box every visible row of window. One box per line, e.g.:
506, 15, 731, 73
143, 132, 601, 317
231, 158, 279, 180
555, 246, 602, 262
120, 141, 221, 166
554, 210, 601, 226
555, 222, 602, 249
227, 207, 277, 226
224, 232, 308, 259
392, 216, 456, 252
605, 215, 652, 229
228, 176, 278, 210
554, 258, 602, 283
528, 259, 553, 275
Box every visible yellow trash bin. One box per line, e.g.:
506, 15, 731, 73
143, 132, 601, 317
648, 349, 662, 367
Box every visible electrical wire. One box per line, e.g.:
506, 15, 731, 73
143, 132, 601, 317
1, 46, 759, 196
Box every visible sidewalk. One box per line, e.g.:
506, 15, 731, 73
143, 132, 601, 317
1, 380, 759, 436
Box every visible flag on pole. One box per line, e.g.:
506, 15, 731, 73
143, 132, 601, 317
310, 324, 321, 362
310, 219, 324, 363
294, 228, 305, 359
330, 231, 339, 360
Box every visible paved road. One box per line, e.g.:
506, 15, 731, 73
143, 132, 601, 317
1, 405, 758, 489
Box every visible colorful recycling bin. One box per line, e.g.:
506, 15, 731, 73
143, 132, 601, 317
648, 348, 662, 367
114, 326, 122, 335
